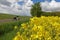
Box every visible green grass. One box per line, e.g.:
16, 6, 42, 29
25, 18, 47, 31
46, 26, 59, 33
0, 18, 30, 34
0, 13, 16, 19
0, 20, 29, 40
0, 30, 17, 40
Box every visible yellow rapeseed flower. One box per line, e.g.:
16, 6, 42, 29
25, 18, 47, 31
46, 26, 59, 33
13, 16, 60, 40
14, 26, 18, 29
21, 23, 27, 29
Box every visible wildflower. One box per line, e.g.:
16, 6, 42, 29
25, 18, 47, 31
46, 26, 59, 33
21, 23, 27, 29
14, 26, 18, 29
13, 16, 60, 40
13, 34, 22, 40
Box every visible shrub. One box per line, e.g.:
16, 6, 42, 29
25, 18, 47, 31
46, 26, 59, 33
30, 2, 43, 17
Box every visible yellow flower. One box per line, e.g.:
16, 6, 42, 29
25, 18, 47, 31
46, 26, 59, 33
13, 35, 22, 40
17, 32, 20, 35
35, 35, 38, 38
38, 26, 44, 32
21, 23, 27, 29
47, 37, 52, 40
31, 34, 39, 39
13, 16, 60, 40
13, 32, 23, 40
14, 26, 18, 29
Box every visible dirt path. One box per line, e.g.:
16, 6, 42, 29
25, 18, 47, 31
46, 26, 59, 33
0, 19, 13, 23
0, 18, 29, 23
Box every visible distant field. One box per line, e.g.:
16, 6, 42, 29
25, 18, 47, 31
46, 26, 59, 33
0, 13, 31, 19
0, 13, 16, 19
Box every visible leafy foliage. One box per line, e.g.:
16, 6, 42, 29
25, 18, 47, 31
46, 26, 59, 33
30, 2, 43, 17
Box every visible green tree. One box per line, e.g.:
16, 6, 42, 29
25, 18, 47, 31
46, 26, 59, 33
30, 2, 42, 17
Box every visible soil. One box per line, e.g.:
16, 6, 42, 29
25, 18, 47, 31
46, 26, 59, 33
0, 19, 14, 23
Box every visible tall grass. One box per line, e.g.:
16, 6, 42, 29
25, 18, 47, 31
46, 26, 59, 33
0, 18, 30, 35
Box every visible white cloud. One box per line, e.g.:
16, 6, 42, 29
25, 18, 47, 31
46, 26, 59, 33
1, 0, 60, 16
0, 0, 11, 7
41, 0, 60, 12
21, 0, 34, 16
0, 0, 34, 16
19, 0, 23, 1
7, 0, 18, 3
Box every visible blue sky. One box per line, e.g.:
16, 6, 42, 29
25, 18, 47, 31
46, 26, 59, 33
18, 0, 60, 5
56, 0, 60, 2
32, 0, 60, 3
